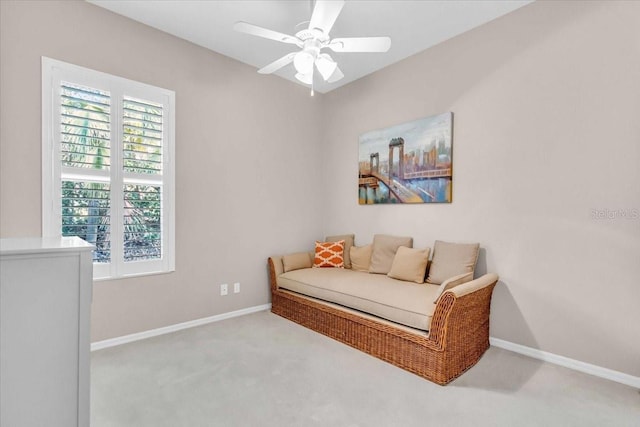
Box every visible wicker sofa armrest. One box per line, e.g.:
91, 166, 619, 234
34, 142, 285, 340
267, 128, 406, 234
450, 273, 499, 298
268, 257, 284, 291
428, 273, 499, 350
270, 256, 284, 277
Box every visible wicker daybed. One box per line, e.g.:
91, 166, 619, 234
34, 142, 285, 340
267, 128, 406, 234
268, 240, 498, 385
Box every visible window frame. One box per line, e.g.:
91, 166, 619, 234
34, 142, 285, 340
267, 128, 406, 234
42, 57, 175, 280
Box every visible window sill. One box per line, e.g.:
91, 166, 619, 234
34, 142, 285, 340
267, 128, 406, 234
93, 268, 175, 282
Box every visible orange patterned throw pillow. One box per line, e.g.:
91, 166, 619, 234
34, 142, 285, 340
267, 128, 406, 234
313, 240, 345, 268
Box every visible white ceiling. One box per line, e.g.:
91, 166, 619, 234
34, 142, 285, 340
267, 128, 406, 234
87, 0, 532, 94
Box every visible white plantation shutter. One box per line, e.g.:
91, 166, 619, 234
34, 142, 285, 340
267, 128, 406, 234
60, 83, 112, 265
123, 97, 163, 174
43, 58, 175, 280
122, 97, 164, 263
60, 83, 111, 169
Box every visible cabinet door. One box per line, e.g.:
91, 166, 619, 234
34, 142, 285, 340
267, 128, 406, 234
1, 254, 80, 427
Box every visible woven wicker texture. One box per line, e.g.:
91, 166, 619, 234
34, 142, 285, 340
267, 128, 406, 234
269, 258, 497, 385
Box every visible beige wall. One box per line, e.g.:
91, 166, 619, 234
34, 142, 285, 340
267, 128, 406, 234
0, 1, 325, 341
321, 0, 640, 376
1, 0, 638, 378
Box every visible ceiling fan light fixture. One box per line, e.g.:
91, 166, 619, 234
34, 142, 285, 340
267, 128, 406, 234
295, 72, 313, 85
293, 51, 315, 75
315, 54, 338, 81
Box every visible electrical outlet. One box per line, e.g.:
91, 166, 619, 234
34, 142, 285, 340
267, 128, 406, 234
220, 283, 228, 296
233, 282, 240, 293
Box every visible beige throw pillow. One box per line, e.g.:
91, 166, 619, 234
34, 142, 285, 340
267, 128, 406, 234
387, 247, 430, 283
432, 272, 474, 303
369, 234, 413, 274
282, 252, 313, 272
426, 241, 480, 285
350, 244, 373, 272
326, 234, 355, 269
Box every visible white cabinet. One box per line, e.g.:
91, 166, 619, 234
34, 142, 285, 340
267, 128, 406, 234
1, 237, 93, 427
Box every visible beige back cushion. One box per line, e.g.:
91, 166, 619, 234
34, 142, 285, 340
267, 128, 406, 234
369, 234, 413, 274
426, 240, 480, 285
350, 244, 373, 272
387, 247, 430, 283
326, 234, 355, 269
282, 252, 313, 273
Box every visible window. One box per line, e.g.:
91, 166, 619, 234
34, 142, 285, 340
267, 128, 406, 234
42, 57, 175, 280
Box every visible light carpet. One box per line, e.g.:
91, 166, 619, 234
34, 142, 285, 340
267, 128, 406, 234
91, 310, 640, 426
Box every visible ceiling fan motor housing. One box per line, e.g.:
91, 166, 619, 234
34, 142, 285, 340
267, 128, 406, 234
295, 28, 327, 42
294, 38, 322, 74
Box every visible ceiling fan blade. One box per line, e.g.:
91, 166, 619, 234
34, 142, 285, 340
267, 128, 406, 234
233, 21, 302, 47
315, 54, 338, 81
295, 72, 313, 85
308, 0, 345, 35
327, 65, 344, 83
328, 37, 391, 53
258, 53, 297, 74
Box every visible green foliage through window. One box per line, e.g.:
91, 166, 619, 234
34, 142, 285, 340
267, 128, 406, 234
123, 96, 163, 175
124, 185, 162, 261
62, 180, 111, 262
60, 83, 111, 169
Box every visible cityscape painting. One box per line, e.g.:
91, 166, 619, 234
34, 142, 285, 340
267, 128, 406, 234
358, 112, 453, 204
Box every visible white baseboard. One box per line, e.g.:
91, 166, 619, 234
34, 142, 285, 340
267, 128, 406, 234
490, 337, 640, 389
91, 304, 271, 352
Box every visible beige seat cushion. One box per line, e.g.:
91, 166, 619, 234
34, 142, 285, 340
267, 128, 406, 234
426, 240, 480, 285
277, 268, 438, 331
350, 244, 372, 272
387, 247, 430, 283
326, 234, 355, 269
369, 234, 413, 274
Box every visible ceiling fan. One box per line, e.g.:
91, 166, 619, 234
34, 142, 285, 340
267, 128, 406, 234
233, 0, 391, 94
